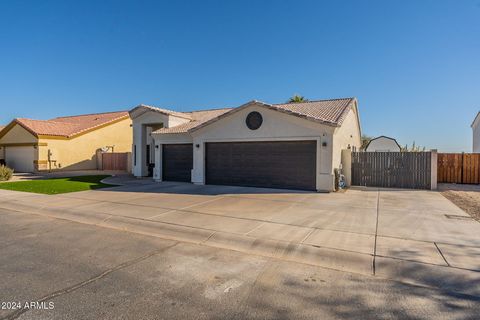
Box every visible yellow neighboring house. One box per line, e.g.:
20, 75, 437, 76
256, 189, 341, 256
0, 111, 132, 172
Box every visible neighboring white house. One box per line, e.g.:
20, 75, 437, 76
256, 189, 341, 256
129, 98, 362, 192
365, 136, 401, 152
472, 112, 480, 153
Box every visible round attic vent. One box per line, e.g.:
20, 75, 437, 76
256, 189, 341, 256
246, 111, 263, 130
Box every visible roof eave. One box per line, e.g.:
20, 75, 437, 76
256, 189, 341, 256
129, 104, 192, 120
11, 119, 40, 138
267, 105, 342, 127
471, 111, 480, 128
152, 131, 189, 135
188, 100, 263, 133
38, 115, 130, 140
188, 99, 346, 134
60, 114, 131, 139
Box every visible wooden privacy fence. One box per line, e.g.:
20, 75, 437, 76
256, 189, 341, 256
351, 152, 432, 189
102, 152, 128, 171
437, 153, 480, 184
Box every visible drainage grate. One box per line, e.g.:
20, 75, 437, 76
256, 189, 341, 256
445, 214, 474, 221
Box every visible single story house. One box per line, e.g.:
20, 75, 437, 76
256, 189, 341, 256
365, 136, 401, 152
472, 112, 480, 153
129, 98, 361, 192
0, 111, 132, 172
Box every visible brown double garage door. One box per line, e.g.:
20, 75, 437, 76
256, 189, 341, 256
162, 141, 316, 190
206, 141, 316, 191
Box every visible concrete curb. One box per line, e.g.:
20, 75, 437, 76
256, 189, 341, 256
100, 176, 125, 186
2, 198, 479, 298
0, 199, 374, 276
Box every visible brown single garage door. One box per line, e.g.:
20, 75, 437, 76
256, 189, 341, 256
162, 144, 193, 182
205, 141, 316, 191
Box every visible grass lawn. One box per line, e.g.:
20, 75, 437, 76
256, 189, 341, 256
0, 175, 113, 195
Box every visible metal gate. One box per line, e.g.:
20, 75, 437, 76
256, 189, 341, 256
351, 152, 431, 189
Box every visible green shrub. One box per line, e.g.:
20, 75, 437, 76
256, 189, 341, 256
0, 165, 14, 181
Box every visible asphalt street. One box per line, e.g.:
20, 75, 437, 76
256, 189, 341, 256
1, 207, 479, 320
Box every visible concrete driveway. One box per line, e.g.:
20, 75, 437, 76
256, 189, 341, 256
1, 180, 479, 296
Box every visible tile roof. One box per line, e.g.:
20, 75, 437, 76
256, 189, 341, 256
154, 108, 232, 134
272, 98, 355, 126
5, 111, 129, 138
129, 104, 192, 120
152, 98, 356, 134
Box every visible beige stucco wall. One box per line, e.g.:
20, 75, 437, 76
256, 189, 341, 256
190, 103, 336, 191
38, 118, 132, 171
332, 107, 362, 170
0, 124, 37, 144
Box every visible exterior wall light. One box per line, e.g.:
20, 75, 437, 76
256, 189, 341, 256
155, 145, 159, 149
195, 144, 200, 148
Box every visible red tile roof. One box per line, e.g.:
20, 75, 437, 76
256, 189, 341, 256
151, 98, 356, 134
2, 111, 129, 138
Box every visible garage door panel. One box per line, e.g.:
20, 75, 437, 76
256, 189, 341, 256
162, 144, 193, 182
5, 146, 35, 173
206, 141, 316, 190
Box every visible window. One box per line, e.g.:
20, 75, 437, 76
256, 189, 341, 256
246, 112, 263, 130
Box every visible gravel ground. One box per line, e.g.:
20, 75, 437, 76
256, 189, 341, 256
439, 183, 480, 221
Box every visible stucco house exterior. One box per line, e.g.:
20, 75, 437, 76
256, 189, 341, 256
129, 98, 361, 192
0, 111, 132, 172
472, 112, 480, 153
365, 136, 401, 152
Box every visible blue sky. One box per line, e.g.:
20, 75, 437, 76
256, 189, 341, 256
0, 0, 478, 152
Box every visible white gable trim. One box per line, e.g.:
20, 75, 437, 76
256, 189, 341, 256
129, 105, 191, 120
472, 112, 480, 128
189, 100, 353, 134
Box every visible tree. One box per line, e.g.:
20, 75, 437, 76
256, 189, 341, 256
361, 135, 372, 150
287, 94, 308, 103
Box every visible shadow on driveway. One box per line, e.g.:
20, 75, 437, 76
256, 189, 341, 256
102, 180, 314, 196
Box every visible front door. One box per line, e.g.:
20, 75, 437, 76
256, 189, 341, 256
146, 144, 154, 177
